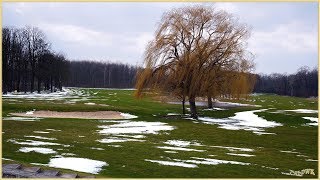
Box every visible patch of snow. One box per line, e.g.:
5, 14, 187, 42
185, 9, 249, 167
24, 136, 57, 140
145, 159, 197, 168
34, 131, 50, 134
164, 151, 178, 154
285, 109, 318, 114
179, 157, 250, 166
189, 109, 282, 134
226, 153, 255, 157
46, 129, 62, 131
3, 117, 42, 121
167, 113, 180, 116
97, 137, 145, 143
48, 157, 108, 174
8, 139, 61, 146
26, 110, 35, 115
156, 146, 205, 152
61, 153, 76, 156
98, 121, 174, 135
302, 117, 318, 126
84, 102, 96, 105
305, 159, 318, 162
19, 147, 57, 154
91, 147, 104, 150
211, 145, 254, 152
2, 158, 14, 161
119, 113, 138, 119
164, 140, 203, 147
203, 107, 226, 111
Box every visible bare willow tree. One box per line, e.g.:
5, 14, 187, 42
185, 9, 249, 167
135, 5, 254, 119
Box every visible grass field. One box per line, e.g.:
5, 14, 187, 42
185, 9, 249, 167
2, 88, 318, 178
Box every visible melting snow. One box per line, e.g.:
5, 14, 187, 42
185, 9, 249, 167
24, 136, 57, 140
120, 113, 138, 119
156, 146, 205, 152
18, 147, 56, 154
91, 147, 104, 150
302, 117, 318, 126
48, 157, 107, 174
3, 117, 42, 121
85, 102, 96, 105
26, 110, 35, 115
164, 140, 203, 147
98, 121, 174, 135
34, 131, 50, 134
179, 157, 250, 166
226, 153, 255, 157
8, 139, 61, 146
190, 109, 281, 134
285, 109, 318, 114
211, 145, 254, 152
97, 137, 145, 143
145, 159, 197, 168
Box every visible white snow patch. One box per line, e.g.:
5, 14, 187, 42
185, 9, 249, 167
46, 129, 62, 132
285, 109, 318, 114
164, 140, 203, 147
3, 117, 42, 121
84, 102, 96, 105
145, 159, 197, 168
167, 113, 180, 116
19, 147, 57, 154
203, 107, 226, 111
226, 153, 255, 157
190, 109, 281, 134
305, 159, 318, 162
8, 139, 61, 146
164, 151, 178, 154
97, 137, 145, 143
26, 110, 35, 115
156, 146, 205, 152
91, 147, 104, 150
34, 131, 50, 134
211, 145, 254, 152
48, 157, 107, 174
61, 153, 76, 156
302, 117, 318, 126
98, 121, 174, 135
179, 157, 250, 166
24, 136, 57, 140
120, 113, 138, 119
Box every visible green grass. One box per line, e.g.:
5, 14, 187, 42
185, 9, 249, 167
2, 88, 318, 178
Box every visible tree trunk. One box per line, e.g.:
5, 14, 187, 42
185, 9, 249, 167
182, 96, 186, 115
37, 77, 41, 93
31, 71, 35, 93
189, 96, 198, 119
207, 95, 213, 108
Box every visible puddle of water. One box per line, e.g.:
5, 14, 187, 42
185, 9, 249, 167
156, 146, 205, 152
145, 159, 197, 168
18, 147, 57, 154
48, 157, 108, 174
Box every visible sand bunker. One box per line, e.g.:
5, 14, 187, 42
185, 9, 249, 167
10, 110, 135, 120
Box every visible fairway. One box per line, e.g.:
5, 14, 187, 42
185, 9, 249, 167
2, 88, 318, 178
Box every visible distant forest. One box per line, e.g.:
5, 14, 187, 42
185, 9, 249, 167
254, 67, 318, 98
2, 26, 318, 98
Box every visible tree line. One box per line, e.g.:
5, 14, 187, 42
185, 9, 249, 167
254, 67, 318, 98
66, 61, 137, 88
2, 26, 68, 94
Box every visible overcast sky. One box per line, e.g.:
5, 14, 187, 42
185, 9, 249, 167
3, 2, 318, 74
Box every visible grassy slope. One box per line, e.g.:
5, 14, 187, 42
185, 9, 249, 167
2, 89, 318, 178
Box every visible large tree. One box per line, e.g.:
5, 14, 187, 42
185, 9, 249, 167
135, 5, 254, 119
